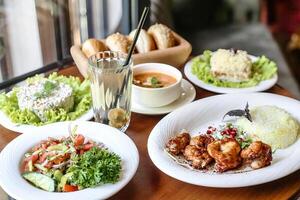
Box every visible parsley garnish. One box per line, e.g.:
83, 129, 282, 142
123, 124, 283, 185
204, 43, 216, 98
149, 76, 163, 88
34, 81, 57, 98
67, 147, 121, 189
240, 138, 253, 149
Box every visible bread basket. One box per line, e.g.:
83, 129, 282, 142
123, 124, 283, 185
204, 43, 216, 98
70, 31, 192, 78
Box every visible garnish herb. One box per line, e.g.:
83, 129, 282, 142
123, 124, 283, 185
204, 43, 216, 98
67, 147, 121, 189
150, 76, 159, 86
210, 123, 253, 149
240, 138, 252, 149
148, 76, 162, 88
34, 81, 58, 98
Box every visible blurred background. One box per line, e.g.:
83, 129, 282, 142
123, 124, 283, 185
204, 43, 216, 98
0, 0, 300, 97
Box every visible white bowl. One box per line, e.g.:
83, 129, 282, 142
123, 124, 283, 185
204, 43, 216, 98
0, 121, 139, 200
132, 63, 182, 107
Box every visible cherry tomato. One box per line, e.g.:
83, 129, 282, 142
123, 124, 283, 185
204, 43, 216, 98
63, 184, 78, 192
83, 143, 94, 151
24, 154, 39, 164
74, 134, 85, 147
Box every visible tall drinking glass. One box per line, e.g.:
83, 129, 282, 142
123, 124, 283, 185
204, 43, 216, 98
88, 51, 132, 132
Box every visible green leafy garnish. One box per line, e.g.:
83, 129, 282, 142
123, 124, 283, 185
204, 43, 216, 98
148, 76, 162, 88
0, 72, 91, 126
191, 50, 277, 88
67, 147, 121, 189
34, 81, 58, 98
240, 138, 253, 149
150, 77, 159, 86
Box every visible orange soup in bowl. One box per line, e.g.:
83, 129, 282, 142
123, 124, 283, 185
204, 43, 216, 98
133, 72, 177, 88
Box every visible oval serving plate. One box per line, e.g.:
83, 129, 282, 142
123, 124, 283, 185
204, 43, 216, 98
0, 121, 139, 200
148, 93, 300, 188
184, 55, 278, 93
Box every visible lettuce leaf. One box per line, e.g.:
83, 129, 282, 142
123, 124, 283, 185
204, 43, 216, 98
0, 72, 92, 126
191, 50, 277, 88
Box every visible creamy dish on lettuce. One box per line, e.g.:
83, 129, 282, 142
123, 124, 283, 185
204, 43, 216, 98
0, 73, 91, 126
191, 49, 277, 88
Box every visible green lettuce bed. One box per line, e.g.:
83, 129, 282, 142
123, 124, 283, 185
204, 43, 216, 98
0, 72, 91, 126
191, 50, 277, 88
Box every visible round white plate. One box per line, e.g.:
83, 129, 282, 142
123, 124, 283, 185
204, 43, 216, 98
0, 108, 94, 133
148, 93, 300, 188
0, 121, 139, 200
184, 55, 278, 93
131, 79, 196, 115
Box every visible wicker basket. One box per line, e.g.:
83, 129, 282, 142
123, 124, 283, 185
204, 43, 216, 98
70, 31, 192, 78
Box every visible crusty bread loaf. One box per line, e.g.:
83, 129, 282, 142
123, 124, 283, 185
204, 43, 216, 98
81, 38, 107, 58
148, 24, 175, 49
106, 33, 131, 53
129, 29, 156, 53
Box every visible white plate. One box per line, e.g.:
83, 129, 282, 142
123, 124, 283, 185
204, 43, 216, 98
0, 108, 94, 133
148, 93, 300, 188
0, 121, 139, 200
131, 79, 196, 115
184, 55, 278, 93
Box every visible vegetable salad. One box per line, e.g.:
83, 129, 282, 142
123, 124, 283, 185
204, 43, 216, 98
21, 128, 121, 192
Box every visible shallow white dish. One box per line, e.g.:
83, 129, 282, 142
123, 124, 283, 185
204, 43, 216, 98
0, 108, 94, 133
0, 121, 139, 200
184, 55, 278, 93
131, 79, 196, 115
148, 93, 300, 188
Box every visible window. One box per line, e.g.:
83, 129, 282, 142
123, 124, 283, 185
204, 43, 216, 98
0, 0, 147, 89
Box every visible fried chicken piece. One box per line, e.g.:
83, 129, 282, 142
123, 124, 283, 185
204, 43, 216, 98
166, 132, 190, 155
183, 145, 213, 169
190, 135, 214, 148
240, 141, 272, 169
207, 138, 241, 172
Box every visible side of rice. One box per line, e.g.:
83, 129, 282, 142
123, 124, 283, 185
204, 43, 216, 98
236, 105, 299, 149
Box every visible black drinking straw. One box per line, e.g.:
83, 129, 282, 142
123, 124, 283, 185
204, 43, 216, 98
123, 6, 150, 66
112, 7, 150, 110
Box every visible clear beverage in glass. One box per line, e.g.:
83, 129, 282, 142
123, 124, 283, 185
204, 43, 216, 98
88, 51, 132, 132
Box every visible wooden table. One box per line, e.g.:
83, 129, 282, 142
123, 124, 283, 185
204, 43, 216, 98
0, 66, 300, 200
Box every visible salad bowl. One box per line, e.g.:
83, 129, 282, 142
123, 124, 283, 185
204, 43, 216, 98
0, 121, 139, 200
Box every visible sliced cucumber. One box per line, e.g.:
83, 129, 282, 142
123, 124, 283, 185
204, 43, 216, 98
22, 172, 55, 192
34, 164, 47, 172
53, 170, 63, 182
47, 144, 68, 152
57, 172, 73, 191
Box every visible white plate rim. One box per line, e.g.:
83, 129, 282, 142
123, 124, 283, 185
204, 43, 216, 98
131, 79, 196, 115
184, 55, 278, 93
147, 92, 300, 188
0, 121, 139, 200
0, 108, 94, 133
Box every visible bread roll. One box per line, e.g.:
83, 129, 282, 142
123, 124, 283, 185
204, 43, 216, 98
128, 29, 156, 53
106, 33, 131, 53
148, 24, 175, 49
81, 38, 107, 58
